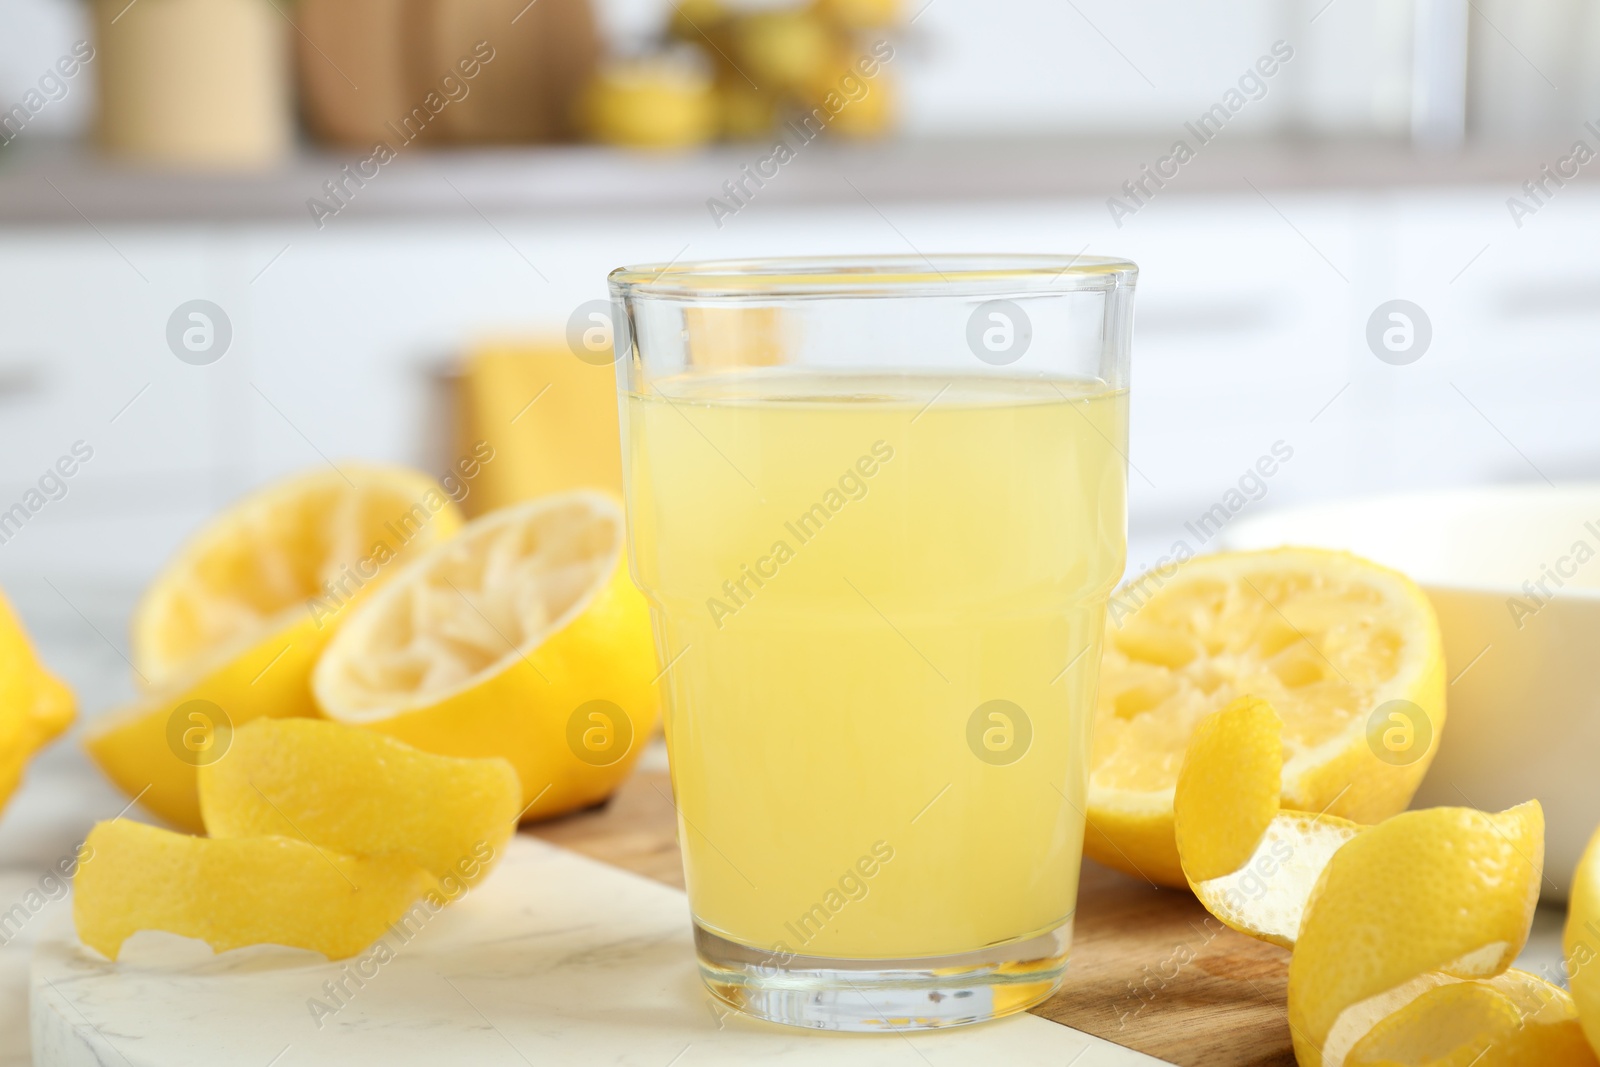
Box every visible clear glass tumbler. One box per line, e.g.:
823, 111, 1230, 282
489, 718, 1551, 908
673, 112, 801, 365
609, 255, 1135, 1031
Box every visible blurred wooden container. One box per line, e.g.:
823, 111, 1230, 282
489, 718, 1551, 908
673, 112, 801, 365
94, 0, 292, 166
413, 0, 600, 143
295, 0, 600, 147
295, 0, 416, 146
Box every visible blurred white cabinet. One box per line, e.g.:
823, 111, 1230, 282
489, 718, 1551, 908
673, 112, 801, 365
1, 181, 1596, 588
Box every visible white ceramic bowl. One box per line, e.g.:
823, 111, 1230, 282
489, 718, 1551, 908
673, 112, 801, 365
1223, 485, 1600, 899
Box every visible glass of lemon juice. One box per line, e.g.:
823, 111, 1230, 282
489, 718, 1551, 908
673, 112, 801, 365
609, 256, 1135, 1031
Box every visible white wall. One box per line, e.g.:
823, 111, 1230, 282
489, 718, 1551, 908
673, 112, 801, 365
0, 0, 93, 139
892, 0, 1413, 136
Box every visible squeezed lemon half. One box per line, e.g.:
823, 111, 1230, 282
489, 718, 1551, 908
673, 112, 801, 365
1089, 547, 1446, 886
312, 490, 659, 821
85, 465, 463, 831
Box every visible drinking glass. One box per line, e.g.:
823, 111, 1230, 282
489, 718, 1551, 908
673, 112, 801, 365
609, 255, 1135, 1031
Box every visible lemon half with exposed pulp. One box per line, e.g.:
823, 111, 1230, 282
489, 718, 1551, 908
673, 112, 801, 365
85, 466, 463, 831
312, 490, 659, 821
1088, 547, 1445, 886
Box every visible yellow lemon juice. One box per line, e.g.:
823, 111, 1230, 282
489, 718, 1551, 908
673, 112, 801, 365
624, 370, 1128, 960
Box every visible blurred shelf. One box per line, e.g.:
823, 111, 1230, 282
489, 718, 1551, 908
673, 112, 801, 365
0, 136, 1537, 228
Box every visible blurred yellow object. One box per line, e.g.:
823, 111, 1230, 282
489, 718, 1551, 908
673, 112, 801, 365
668, 0, 732, 42
811, 58, 895, 138
716, 77, 781, 140
684, 307, 789, 368
580, 57, 716, 149
732, 10, 834, 95
0, 589, 74, 816
655, 1, 897, 143
456, 342, 622, 514
813, 0, 901, 29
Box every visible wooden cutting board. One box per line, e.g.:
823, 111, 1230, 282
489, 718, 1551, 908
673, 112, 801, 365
528, 768, 1297, 1067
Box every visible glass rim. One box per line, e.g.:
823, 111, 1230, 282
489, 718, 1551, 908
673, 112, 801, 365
608, 254, 1138, 300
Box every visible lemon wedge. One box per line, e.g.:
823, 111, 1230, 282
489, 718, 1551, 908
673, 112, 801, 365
1089, 547, 1445, 886
312, 491, 658, 821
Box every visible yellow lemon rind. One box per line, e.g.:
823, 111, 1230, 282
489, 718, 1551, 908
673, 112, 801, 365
1344, 968, 1597, 1067
198, 717, 521, 885
73, 820, 435, 962
1288, 801, 1545, 1067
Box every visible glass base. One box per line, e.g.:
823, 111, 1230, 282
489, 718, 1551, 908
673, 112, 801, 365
695, 919, 1071, 1032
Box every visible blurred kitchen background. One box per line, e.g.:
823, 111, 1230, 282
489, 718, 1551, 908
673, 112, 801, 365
0, 0, 1597, 608
1, 0, 1595, 1023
